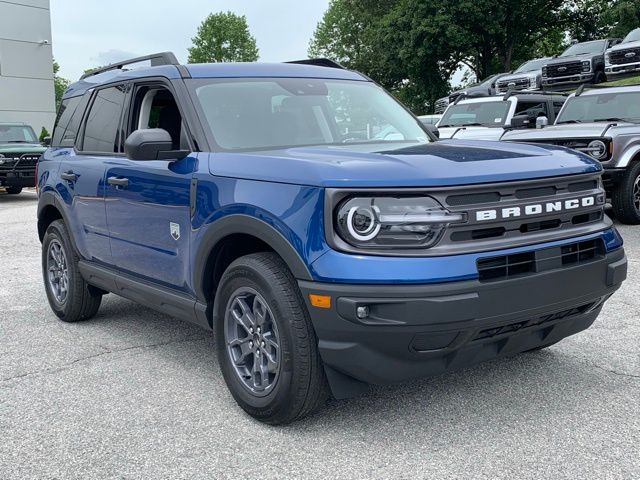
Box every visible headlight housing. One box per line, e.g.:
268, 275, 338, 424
582, 60, 591, 72
335, 196, 465, 249
586, 139, 608, 160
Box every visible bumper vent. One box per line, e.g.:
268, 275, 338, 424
477, 238, 605, 282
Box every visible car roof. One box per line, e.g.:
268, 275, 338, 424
454, 93, 565, 104
0, 122, 29, 126
571, 85, 640, 97
63, 62, 369, 99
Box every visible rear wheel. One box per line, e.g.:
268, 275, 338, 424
42, 220, 102, 322
5, 186, 22, 194
611, 162, 640, 224
215, 252, 328, 424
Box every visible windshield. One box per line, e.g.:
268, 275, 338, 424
561, 40, 606, 57
623, 28, 640, 43
439, 101, 510, 127
515, 58, 548, 73
189, 78, 429, 151
0, 125, 38, 143
556, 92, 640, 124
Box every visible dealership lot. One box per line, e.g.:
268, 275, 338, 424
1, 191, 638, 479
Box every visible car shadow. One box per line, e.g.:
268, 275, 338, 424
0, 190, 38, 203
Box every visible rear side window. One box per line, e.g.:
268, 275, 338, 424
51, 96, 81, 147
515, 101, 548, 118
81, 85, 127, 153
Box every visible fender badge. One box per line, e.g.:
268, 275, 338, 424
170, 222, 180, 240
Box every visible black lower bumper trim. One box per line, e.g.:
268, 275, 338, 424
299, 248, 626, 398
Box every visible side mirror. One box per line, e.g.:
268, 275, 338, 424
536, 116, 549, 129
509, 114, 532, 129
42, 136, 51, 147
423, 123, 439, 139
124, 129, 188, 161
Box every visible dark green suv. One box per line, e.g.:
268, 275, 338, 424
0, 123, 46, 194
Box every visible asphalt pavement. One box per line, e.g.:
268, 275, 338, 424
1, 191, 638, 479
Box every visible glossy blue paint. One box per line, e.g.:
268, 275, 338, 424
308, 228, 623, 284
207, 140, 601, 188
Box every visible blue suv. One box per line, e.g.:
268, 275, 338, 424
38, 52, 627, 424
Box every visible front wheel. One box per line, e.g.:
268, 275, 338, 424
215, 252, 328, 424
593, 70, 606, 84
611, 162, 640, 224
5, 186, 22, 194
42, 220, 102, 321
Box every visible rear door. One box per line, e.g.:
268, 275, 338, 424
56, 85, 127, 264
104, 80, 196, 292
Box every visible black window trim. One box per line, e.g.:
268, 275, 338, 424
75, 83, 129, 157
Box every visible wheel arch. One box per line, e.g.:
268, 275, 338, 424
615, 145, 640, 168
193, 214, 313, 306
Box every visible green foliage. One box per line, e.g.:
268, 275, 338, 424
53, 60, 70, 111
39, 127, 50, 143
188, 12, 259, 63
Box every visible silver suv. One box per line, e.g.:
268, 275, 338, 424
502, 85, 640, 224
605, 28, 640, 79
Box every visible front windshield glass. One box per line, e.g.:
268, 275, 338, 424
439, 101, 510, 127
189, 78, 429, 151
515, 58, 548, 73
623, 28, 640, 43
0, 125, 38, 143
561, 40, 606, 57
556, 92, 640, 124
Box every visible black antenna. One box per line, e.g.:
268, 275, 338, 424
80, 52, 179, 80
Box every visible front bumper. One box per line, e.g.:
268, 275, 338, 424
299, 247, 626, 398
542, 73, 593, 88
605, 62, 640, 78
0, 171, 35, 188
603, 168, 626, 191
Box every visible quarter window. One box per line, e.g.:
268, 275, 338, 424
51, 96, 82, 147
81, 85, 127, 153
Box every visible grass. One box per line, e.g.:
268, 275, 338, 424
600, 74, 640, 86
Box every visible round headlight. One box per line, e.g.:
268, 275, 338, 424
588, 140, 607, 159
346, 205, 380, 241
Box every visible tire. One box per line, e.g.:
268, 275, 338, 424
42, 219, 102, 322
5, 186, 22, 195
215, 252, 328, 424
593, 70, 606, 84
611, 162, 640, 224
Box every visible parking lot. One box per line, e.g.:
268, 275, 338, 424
1, 191, 638, 479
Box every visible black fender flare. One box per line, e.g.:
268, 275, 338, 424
37, 191, 76, 251
192, 214, 313, 303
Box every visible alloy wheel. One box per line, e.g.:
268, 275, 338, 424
47, 239, 69, 305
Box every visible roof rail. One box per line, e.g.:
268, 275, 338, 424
576, 83, 640, 96
80, 52, 180, 80
503, 89, 568, 100
286, 58, 345, 69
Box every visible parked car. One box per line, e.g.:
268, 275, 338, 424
495, 57, 552, 94
38, 52, 626, 424
437, 92, 566, 140
605, 28, 640, 79
434, 72, 511, 114
541, 39, 622, 90
502, 85, 640, 223
0, 123, 46, 194
417, 114, 441, 126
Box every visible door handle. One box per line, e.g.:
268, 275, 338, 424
60, 171, 77, 182
107, 176, 129, 188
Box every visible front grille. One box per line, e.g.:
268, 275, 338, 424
0, 153, 40, 172
472, 302, 596, 342
544, 61, 582, 78
609, 47, 640, 65
477, 238, 605, 282
496, 77, 531, 92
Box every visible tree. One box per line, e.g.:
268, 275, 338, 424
53, 60, 70, 111
188, 12, 259, 63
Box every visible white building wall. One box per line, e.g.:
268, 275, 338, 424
0, 0, 56, 133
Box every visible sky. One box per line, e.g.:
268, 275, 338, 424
50, 0, 331, 81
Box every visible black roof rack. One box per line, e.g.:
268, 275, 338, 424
286, 58, 345, 69
80, 52, 180, 80
502, 89, 568, 100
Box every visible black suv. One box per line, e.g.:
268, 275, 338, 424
542, 39, 622, 89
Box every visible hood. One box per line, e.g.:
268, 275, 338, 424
208, 140, 600, 188
545, 54, 596, 65
438, 126, 505, 141
501, 122, 635, 141
608, 40, 640, 53
0, 142, 46, 154
497, 72, 539, 82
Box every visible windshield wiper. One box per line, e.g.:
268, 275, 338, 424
592, 117, 637, 123
556, 119, 582, 124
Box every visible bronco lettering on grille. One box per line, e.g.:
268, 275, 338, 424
476, 196, 596, 221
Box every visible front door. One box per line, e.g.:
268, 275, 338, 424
104, 82, 196, 292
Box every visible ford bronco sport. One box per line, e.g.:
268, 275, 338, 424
502, 84, 640, 224
0, 123, 45, 194
38, 53, 627, 424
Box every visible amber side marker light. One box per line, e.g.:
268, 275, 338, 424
309, 294, 331, 309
